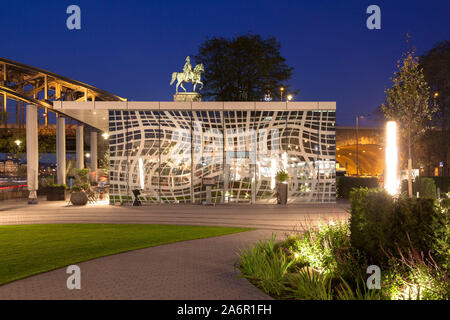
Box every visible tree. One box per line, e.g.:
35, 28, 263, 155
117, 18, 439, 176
420, 41, 450, 177
381, 47, 435, 196
193, 34, 297, 101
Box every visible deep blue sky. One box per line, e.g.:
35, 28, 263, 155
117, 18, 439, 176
1, 0, 449, 125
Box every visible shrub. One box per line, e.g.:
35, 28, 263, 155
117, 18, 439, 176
349, 188, 447, 266
239, 216, 449, 300
290, 222, 350, 273
428, 176, 450, 194
415, 177, 437, 198
402, 177, 437, 198
238, 234, 293, 297
47, 184, 68, 190
336, 277, 385, 300
71, 169, 90, 192
430, 200, 449, 271
285, 268, 333, 300
383, 247, 450, 300
336, 177, 379, 199
286, 221, 368, 285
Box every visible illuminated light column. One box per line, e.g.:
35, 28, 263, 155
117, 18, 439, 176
56, 116, 66, 185
90, 131, 98, 181
385, 121, 399, 195
138, 157, 145, 190
76, 125, 84, 169
26, 104, 39, 204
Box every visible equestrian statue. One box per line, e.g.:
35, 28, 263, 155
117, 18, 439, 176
170, 56, 204, 93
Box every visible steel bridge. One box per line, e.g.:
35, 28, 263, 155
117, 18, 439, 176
0, 57, 125, 129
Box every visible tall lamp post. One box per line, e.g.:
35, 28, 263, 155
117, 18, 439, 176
433, 92, 443, 177
280, 87, 284, 101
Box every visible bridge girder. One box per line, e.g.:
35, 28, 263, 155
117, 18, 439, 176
0, 57, 126, 128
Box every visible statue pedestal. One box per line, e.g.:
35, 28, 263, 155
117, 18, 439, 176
173, 92, 202, 102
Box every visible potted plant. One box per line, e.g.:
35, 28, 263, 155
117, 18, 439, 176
47, 183, 68, 201
275, 169, 289, 205
70, 169, 90, 206
43, 176, 67, 201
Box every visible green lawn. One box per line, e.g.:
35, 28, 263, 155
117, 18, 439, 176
0, 224, 251, 285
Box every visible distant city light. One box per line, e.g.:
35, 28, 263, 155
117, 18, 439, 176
385, 121, 400, 195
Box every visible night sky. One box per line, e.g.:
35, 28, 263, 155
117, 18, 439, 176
1, 0, 449, 126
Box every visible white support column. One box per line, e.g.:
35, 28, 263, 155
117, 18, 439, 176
26, 104, 39, 204
76, 125, 84, 169
56, 116, 66, 185
90, 131, 98, 181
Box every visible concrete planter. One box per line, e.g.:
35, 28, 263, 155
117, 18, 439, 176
276, 183, 288, 205
46, 186, 67, 201
70, 191, 88, 206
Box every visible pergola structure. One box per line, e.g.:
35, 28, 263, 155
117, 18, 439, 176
0, 57, 125, 201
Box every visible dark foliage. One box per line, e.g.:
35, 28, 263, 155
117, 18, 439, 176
193, 34, 297, 101
336, 176, 379, 199
349, 188, 448, 268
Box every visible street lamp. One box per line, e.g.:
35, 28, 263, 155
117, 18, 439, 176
287, 95, 293, 102
102, 132, 109, 140
280, 87, 284, 101
14, 139, 22, 146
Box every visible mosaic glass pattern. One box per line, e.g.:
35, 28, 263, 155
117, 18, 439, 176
109, 109, 336, 204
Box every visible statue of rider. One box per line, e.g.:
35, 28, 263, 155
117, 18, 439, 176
183, 56, 193, 81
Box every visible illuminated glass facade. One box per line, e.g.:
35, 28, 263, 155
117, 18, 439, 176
109, 106, 336, 204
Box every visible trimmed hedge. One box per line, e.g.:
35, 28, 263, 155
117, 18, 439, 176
349, 188, 448, 266
336, 177, 379, 199
401, 177, 438, 198
428, 176, 450, 194
402, 176, 449, 197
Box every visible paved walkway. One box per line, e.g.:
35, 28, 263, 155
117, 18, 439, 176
0, 198, 349, 231
0, 199, 349, 299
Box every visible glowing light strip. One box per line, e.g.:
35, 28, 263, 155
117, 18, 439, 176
270, 158, 277, 190
385, 121, 399, 195
138, 157, 145, 190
